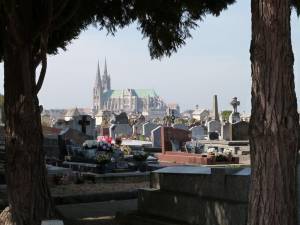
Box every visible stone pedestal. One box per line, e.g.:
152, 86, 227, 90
229, 112, 240, 123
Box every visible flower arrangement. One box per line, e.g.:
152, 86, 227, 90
121, 145, 132, 156
207, 148, 217, 155
215, 154, 228, 162
133, 151, 148, 161
97, 141, 113, 152
223, 148, 232, 156
95, 152, 111, 164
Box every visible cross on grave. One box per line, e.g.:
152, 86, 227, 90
78, 115, 90, 134
230, 97, 240, 113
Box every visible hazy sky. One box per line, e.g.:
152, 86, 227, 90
0, 0, 299, 113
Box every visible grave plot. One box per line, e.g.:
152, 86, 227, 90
156, 127, 239, 165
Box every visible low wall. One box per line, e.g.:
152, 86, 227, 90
139, 166, 250, 225
138, 165, 300, 225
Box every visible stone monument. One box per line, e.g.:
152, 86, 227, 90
208, 95, 221, 135
229, 97, 241, 123
211, 94, 219, 121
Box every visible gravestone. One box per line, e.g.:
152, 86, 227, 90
133, 124, 143, 136
221, 122, 232, 141
172, 124, 189, 131
209, 132, 219, 140
211, 94, 220, 121
78, 115, 90, 134
68, 115, 96, 137
207, 120, 221, 134
229, 97, 241, 123
111, 112, 129, 124
232, 121, 249, 140
109, 124, 116, 138
161, 127, 191, 152
143, 122, 159, 137
151, 126, 162, 148
110, 124, 132, 138
189, 126, 206, 140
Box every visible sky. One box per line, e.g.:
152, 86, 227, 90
0, 0, 299, 113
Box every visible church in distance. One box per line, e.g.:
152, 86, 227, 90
92, 60, 168, 119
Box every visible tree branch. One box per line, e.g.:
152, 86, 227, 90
35, 34, 48, 94
35, 0, 54, 93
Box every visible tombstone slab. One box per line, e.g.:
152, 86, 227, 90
221, 122, 232, 141
143, 122, 159, 137
151, 126, 162, 148
232, 121, 249, 140
207, 120, 221, 134
189, 126, 206, 140
172, 124, 189, 131
112, 124, 133, 138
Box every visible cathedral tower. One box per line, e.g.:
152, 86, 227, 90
93, 62, 103, 113
102, 58, 111, 92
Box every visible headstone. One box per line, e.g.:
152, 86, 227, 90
112, 112, 129, 124
133, 124, 143, 136
109, 124, 116, 138
110, 124, 132, 138
41, 220, 64, 225
143, 122, 159, 137
172, 124, 189, 131
151, 126, 162, 148
207, 120, 221, 134
232, 121, 249, 140
211, 94, 220, 121
189, 126, 206, 140
78, 115, 90, 134
161, 127, 191, 153
229, 97, 241, 123
209, 132, 219, 140
221, 122, 232, 141
68, 115, 96, 137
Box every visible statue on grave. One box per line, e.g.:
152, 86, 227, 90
229, 97, 241, 124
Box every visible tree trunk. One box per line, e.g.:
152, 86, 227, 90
0, 20, 56, 225
248, 0, 299, 225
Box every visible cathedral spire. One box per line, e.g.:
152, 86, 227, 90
95, 60, 102, 87
93, 61, 103, 113
104, 58, 108, 77
102, 57, 111, 91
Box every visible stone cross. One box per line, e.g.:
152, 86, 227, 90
230, 97, 240, 113
78, 115, 90, 134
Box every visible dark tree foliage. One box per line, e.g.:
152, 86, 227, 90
0, 0, 237, 63
1, 0, 299, 61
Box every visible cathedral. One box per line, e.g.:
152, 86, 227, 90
92, 60, 167, 118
